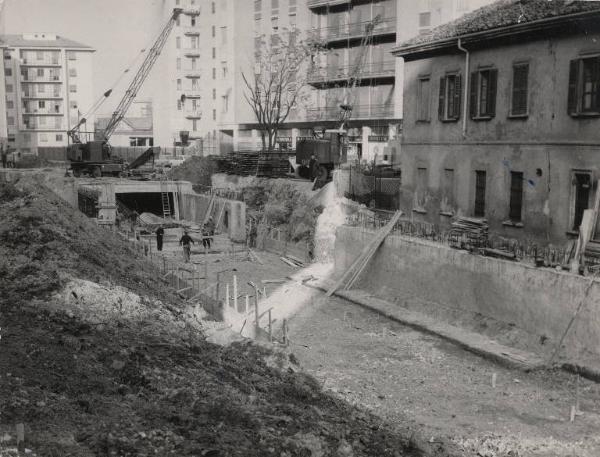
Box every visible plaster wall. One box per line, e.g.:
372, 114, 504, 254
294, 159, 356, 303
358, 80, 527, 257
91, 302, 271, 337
335, 225, 600, 362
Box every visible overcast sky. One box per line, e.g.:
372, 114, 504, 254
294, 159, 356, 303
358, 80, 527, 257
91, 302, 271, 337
1, 0, 168, 115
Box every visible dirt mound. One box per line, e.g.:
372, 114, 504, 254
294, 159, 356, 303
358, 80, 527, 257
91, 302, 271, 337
0, 179, 422, 457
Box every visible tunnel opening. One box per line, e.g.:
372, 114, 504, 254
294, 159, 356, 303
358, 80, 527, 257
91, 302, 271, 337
116, 192, 174, 217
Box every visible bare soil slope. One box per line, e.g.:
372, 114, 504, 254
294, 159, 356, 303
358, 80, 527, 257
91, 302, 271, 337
0, 179, 420, 457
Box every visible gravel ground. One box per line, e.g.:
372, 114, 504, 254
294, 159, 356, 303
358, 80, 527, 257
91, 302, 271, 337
288, 292, 600, 457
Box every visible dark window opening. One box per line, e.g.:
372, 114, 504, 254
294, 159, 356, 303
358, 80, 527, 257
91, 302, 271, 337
509, 171, 524, 222
573, 172, 591, 230
470, 69, 497, 119
474, 170, 486, 217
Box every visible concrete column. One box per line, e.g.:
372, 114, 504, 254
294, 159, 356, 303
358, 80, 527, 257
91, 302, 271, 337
228, 201, 247, 243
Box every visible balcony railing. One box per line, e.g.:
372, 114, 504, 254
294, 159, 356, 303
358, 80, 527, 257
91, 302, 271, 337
307, 0, 350, 8
184, 70, 201, 78
368, 135, 389, 142
20, 58, 61, 66
22, 108, 63, 115
309, 17, 396, 43
185, 110, 202, 118
21, 75, 61, 83
307, 60, 395, 84
307, 103, 394, 121
22, 122, 63, 130
183, 89, 201, 97
22, 91, 62, 99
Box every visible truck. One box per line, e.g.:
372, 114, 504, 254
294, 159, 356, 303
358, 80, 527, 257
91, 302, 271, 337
67, 8, 182, 177
296, 133, 347, 189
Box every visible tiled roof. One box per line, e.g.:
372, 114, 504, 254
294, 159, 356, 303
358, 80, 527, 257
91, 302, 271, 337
0, 34, 93, 49
399, 0, 600, 48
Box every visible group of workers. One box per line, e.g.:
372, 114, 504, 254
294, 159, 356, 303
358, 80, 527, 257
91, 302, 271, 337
1, 145, 18, 169
154, 217, 216, 263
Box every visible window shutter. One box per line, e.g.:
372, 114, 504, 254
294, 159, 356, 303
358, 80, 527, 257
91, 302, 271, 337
438, 76, 446, 120
487, 69, 498, 117
567, 59, 579, 115
452, 74, 462, 119
511, 64, 529, 115
469, 71, 478, 118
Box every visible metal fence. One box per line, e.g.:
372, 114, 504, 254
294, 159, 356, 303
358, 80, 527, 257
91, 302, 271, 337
336, 165, 402, 211
346, 206, 572, 268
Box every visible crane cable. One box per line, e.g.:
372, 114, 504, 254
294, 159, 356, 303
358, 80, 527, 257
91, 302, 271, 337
79, 47, 148, 122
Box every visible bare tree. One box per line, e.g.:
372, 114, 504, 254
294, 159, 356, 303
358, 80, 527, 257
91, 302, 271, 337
242, 31, 312, 153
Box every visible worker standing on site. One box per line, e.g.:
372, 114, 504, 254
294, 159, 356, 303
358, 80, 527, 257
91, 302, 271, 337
309, 154, 317, 181
206, 216, 215, 249
155, 225, 165, 252
179, 230, 195, 263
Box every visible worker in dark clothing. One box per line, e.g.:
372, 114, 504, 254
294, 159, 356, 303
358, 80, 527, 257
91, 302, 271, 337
308, 154, 317, 181
205, 217, 215, 249
155, 226, 165, 252
1, 145, 6, 169
179, 230, 195, 263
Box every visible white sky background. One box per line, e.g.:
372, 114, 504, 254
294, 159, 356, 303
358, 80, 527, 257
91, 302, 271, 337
1, 0, 168, 116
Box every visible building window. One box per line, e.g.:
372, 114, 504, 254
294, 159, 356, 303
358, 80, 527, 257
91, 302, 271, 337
37, 68, 44, 77
415, 167, 428, 212
38, 100, 46, 109
177, 99, 182, 110
509, 171, 524, 222
176, 58, 181, 70
190, 36, 199, 49
39, 116, 46, 126
211, 1, 215, 13
213, 108, 216, 120
221, 26, 227, 45
213, 88, 216, 100
416, 77, 430, 121
175, 0, 179, 5
4, 68, 11, 77
6, 84, 13, 92
192, 79, 199, 90
568, 56, 600, 116
212, 67, 216, 79
212, 47, 216, 59
222, 62, 228, 78
438, 73, 461, 121
212, 25, 216, 37
176, 16, 180, 26
572, 171, 592, 230
474, 170, 487, 217
191, 16, 196, 26
441, 168, 455, 213
192, 119, 198, 131
56, 134, 63, 142
289, 0, 296, 14
510, 63, 529, 117
191, 57, 197, 70
254, 0, 262, 20
36, 51, 44, 60
177, 79, 182, 90
6, 100, 13, 109
222, 94, 229, 113
40, 133, 48, 143
176, 36, 181, 49
470, 68, 498, 119
7, 116, 14, 125
67, 51, 76, 61
69, 68, 77, 77
69, 84, 77, 93
69, 100, 78, 109
418, 12, 431, 34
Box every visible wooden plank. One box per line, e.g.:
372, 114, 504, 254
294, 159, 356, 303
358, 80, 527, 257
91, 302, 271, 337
326, 211, 402, 297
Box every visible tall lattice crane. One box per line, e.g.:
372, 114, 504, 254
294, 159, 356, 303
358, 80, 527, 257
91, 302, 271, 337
67, 8, 182, 177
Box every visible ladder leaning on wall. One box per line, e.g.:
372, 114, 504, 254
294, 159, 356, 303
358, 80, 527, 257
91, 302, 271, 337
159, 178, 172, 219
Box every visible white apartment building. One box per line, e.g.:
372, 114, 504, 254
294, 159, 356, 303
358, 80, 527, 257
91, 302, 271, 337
153, 0, 239, 153
0, 33, 94, 154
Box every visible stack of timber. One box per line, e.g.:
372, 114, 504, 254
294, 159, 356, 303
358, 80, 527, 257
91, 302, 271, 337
218, 151, 292, 177
326, 211, 402, 296
450, 216, 489, 247
257, 153, 291, 177
584, 240, 600, 268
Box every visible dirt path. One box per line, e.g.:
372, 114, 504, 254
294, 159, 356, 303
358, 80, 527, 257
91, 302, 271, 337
287, 291, 600, 457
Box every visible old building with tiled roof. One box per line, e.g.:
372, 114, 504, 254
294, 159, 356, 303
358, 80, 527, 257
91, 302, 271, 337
390, 0, 600, 245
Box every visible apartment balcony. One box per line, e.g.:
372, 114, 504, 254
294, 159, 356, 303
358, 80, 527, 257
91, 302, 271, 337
182, 89, 201, 98
21, 92, 63, 99
183, 48, 201, 57
22, 108, 63, 116
307, 103, 395, 121
20, 58, 61, 67
184, 70, 201, 78
309, 17, 396, 44
307, 60, 395, 86
307, 0, 350, 9
22, 123, 63, 131
185, 109, 202, 119
21, 75, 62, 83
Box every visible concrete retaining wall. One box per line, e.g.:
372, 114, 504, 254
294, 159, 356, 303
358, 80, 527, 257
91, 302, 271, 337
335, 226, 600, 361
181, 193, 246, 243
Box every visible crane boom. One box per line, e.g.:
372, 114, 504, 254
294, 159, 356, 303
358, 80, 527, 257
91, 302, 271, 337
101, 7, 182, 140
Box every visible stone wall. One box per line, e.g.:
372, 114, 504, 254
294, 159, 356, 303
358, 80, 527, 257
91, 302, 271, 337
180, 193, 246, 243
335, 225, 600, 362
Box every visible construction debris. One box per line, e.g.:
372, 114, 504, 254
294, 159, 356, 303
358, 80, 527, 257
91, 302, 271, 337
450, 216, 489, 247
